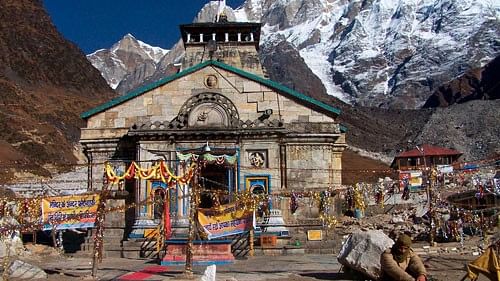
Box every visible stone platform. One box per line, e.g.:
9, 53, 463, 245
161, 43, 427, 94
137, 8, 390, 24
161, 239, 235, 266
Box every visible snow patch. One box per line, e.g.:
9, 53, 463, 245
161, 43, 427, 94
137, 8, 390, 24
86, 49, 107, 57
137, 39, 170, 63
300, 46, 348, 101
233, 9, 248, 22
348, 146, 393, 164
357, 49, 379, 59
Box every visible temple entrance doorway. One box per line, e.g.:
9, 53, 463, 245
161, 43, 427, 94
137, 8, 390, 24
199, 163, 234, 209
152, 188, 166, 223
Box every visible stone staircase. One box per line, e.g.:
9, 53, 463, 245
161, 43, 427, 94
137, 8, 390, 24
75, 229, 161, 259
67, 199, 145, 259
72, 230, 340, 259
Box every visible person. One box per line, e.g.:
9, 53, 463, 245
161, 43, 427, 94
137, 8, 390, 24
380, 234, 427, 281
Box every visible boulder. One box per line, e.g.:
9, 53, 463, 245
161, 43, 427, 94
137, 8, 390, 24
337, 230, 394, 280
0, 215, 24, 258
7, 260, 47, 279
0, 236, 24, 258
390, 215, 405, 224
201, 264, 216, 281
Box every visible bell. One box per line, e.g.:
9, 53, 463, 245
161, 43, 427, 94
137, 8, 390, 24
203, 141, 211, 153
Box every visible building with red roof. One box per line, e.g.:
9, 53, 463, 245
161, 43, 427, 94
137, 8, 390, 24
391, 144, 462, 170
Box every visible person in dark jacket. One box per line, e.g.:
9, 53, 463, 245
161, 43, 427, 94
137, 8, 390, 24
380, 234, 427, 281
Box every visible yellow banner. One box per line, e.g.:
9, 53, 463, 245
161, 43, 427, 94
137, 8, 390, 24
41, 194, 100, 230
198, 203, 254, 240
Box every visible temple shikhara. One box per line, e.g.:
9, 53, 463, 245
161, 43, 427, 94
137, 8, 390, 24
79, 6, 346, 264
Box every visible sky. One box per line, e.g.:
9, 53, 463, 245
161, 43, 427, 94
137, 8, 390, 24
43, 0, 246, 54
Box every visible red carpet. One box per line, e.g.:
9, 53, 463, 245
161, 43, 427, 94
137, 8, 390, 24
118, 265, 169, 280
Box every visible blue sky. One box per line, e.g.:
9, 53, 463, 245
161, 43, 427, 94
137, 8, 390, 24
43, 1, 245, 54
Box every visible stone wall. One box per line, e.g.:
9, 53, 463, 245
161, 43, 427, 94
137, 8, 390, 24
183, 44, 263, 77
285, 144, 343, 190
80, 62, 346, 239
81, 66, 336, 140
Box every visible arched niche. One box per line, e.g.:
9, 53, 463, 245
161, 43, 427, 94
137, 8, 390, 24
176, 92, 240, 129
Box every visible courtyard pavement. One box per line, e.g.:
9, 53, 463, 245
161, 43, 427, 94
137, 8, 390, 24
43, 254, 349, 281
38, 242, 485, 281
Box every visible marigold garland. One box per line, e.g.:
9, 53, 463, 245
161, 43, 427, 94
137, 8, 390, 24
105, 161, 196, 185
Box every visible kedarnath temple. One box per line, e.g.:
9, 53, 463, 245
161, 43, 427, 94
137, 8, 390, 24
79, 6, 346, 263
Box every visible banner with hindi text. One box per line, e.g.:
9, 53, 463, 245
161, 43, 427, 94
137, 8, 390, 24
41, 194, 100, 230
198, 203, 254, 240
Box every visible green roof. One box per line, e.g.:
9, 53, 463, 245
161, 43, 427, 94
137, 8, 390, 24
81, 60, 341, 119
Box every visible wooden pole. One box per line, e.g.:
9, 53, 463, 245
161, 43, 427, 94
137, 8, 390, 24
51, 226, 57, 250
429, 174, 434, 245
91, 184, 109, 278
184, 164, 199, 277
418, 146, 434, 246
249, 229, 254, 257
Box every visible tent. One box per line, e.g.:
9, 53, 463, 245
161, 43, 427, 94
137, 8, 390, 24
462, 245, 500, 281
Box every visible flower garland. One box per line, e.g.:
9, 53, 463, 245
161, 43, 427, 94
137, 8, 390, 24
176, 152, 238, 165
105, 161, 196, 185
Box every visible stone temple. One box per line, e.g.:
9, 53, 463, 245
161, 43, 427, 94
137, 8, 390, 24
79, 13, 346, 259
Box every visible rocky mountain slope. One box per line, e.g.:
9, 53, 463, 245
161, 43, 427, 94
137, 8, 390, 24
266, 47, 500, 164
248, 0, 500, 109
86, 1, 499, 164
1, 1, 497, 184
0, 0, 116, 182
91, 0, 500, 109
424, 55, 500, 107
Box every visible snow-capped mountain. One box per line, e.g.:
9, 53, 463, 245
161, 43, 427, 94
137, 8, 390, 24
88, 0, 499, 109
87, 34, 169, 89
237, 0, 500, 108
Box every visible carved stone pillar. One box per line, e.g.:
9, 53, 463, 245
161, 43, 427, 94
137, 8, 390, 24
129, 141, 155, 238
82, 140, 120, 191
331, 147, 344, 186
